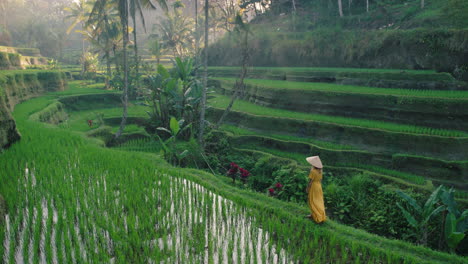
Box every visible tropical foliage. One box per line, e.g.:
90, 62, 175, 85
144, 58, 201, 138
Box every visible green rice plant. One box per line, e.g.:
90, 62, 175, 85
0, 80, 466, 264
209, 95, 468, 138
209, 66, 440, 75
215, 77, 468, 99
338, 164, 427, 185
221, 124, 356, 150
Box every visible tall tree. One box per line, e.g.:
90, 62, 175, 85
157, 2, 194, 58
0, 0, 7, 31
338, 0, 343, 17
87, 2, 121, 89
91, 0, 166, 139
194, 0, 199, 62
215, 13, 250, 129
65, 0, 92, 76
115, 0, 130, 139
198, 0, 209, 146
148, 38, 164, 67
90, 0, 130, 139
129, 0, 168, 98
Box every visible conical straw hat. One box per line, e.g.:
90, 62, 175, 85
306, 156, 323, 169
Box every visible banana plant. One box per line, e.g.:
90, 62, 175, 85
396, 186, 445, 246
440, 187, 468, 252
144, 59, 201, 139
156, 116, 191, 166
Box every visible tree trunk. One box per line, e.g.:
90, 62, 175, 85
81, 23, 86, 77
366, 0, 369, 13
1, 0, 6, 30
215, 29, 249, 129
421, 0, 425, 9
292, 0, 296, 12
195, 0, 199, 63
132, 14, 139, 99
338, 0, 343, 17
105, 49, 111, 89
198, 0, 209, 146
115, 4, 129, 140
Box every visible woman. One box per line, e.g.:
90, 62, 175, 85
306, 156, 326, 223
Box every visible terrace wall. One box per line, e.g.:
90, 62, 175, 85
206, 108, 468, 161
227, 133, 468, 188
208, 68, 467, 90
212, 79, 468, 131
0, 71, 67, 150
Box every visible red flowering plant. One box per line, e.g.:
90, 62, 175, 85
268, 183, 282, 196
227, 162, 239, 183
226, 162, 250, 184
239, 168, 250, 184
268, 188, 275, 196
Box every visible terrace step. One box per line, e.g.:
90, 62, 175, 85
210, 78, 468, 131
0, 46, 48, 69
237, 148, 468, 206
206, 106, 468, 161
222, 132, 467, 190
237, 148, 434, 191
209, 67, 467, 91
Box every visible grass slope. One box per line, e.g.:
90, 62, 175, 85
0, 82, 466, 263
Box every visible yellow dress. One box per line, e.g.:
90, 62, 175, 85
307, 168, 326, 223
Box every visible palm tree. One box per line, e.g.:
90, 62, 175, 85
89, 0, 130, 139
87, 2, 121, 89
129, 0, 168, 98
198, 0, 209, 146
90, 0, 167, 140
86, 24, 122, 88
148, 38, 164, 67
65, 0, 93, 76
157, 4, 195, 58
194, 0, 199, 61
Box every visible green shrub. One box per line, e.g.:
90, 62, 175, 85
271, 166, 309, 203
7, 53, 20, 67
323, 173, 421, 241
0, 52, 10, 68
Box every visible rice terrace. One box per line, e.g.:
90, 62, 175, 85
1, 0, 468, 263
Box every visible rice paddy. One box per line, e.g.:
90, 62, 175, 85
1, 80, 466, 263
209, 66, 440, 75
214, 77, 468, 99
209, 95, 468, 138
2, 162, 295, 263
221, 125, 356, 150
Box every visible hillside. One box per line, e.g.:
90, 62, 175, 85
0, 80, 466, 263
209, 0, 468, 78
267, 0, 468, 30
